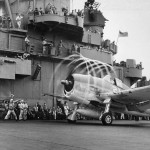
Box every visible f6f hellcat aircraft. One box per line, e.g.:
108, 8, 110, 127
61, 73, 150, 125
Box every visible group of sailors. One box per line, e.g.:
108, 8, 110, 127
0, 4, 84, 30
68, 9, 84, 18
113, 112, 150, 121
28, 3, 57, 16
28, 3, 84, 18
1, 96, 150, 121
0, 13, 23, 29
0, 15, 12, 28
24, 34, 79, 56
24, 35, 54, 55
4, 94, 28, 121
42, 38, 54, 55
0, 95, 71, 121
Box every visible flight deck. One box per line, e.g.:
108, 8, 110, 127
0, 120, 150, 150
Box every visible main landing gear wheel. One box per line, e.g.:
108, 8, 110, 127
101, 112, 113, 125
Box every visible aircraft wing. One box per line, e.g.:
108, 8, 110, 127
102, 85, 150, 104
43, 93, 69, 101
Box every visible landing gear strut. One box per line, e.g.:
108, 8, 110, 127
101, 99, 113, 125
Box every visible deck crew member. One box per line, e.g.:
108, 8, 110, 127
18, 100, 25, 120
64, 102, 69, 116
23, 101, 28, 120
4, 94, 18, 120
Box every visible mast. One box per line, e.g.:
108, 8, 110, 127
33, 0, 36, 11
5, 0, 15, 28
43, 0, 46, 12
17, 0, 19, 13
72, 0, 73, 10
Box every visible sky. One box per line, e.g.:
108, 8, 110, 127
73, 0, 150, 80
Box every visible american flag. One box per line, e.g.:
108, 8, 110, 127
119, 31, 128, 37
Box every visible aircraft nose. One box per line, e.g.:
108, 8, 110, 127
61, 78, 74, 92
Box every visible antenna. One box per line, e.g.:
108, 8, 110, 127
72, 0, 73, 10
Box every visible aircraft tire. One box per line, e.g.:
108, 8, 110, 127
67, 119, 76, 124
101, 112, 113, 125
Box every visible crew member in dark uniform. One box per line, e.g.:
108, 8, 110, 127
25, 35, 30, 53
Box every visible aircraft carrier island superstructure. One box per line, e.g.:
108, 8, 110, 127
0, 0, 142, 106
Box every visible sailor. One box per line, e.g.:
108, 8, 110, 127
43, 103, 49, 119
33, 104, 38, 119
120, 113, 125, 120
71, 43, 78, 54
4, 94, 18, 120
73, 9, 77, 17
46, 3, 54, 14
16, 13, 23, 29
52, 107, 57, 120
64, 102, 69, 116
4, 101, 9, 111
2, 15, 7, 28
47, 41, 53, 55
7, 16, 12, 28
18, 99, 25, 120
34, 8, 39, 16
56, 106, 63, 119
23, 101, 28, 120
15, 101, 20, 120
25, 35, 30, 53
62, 7, 68, 16
39, 7, 44, 15
28, 6, 33, 14
42, 38, 48, 54
57, 40, 63, 56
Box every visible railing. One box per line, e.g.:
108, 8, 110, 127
28, 13, 84, 28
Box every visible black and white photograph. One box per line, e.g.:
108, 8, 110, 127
0, 0, 150, 150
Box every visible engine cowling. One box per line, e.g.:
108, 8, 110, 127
61, 74, 103, 105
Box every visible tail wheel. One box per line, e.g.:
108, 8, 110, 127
101, 112, 113, 125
